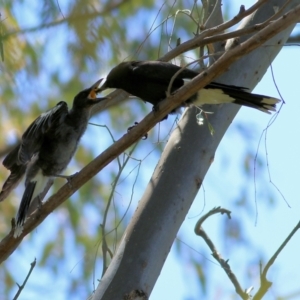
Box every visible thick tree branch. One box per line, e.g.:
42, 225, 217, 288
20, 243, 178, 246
91, 0, 296, 116
160, 0, 270, 62
93, 2, 299, 299
0, 0, 299, 266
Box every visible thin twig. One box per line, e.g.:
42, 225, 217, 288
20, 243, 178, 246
253, 221, 300, 300
101, 142, 139, 277
0, 4, 299, 263
195, 207, 250, 300
90, 0, 283, 117
90, 1, 281, 116
13, 258, 36, 300
161, 0, 269, 61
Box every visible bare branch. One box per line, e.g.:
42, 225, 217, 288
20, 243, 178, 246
195, 207, 250, 300
13, 258, 36, 300
93, 2, 299, 298
91, 0, 297, 116
161, 0, 270, 62
0, 2, 299, 266
253, 221, 300, 300
101, 143, 139, 276
194, 206, 231, 234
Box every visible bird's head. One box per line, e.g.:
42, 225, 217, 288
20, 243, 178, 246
73, 79, 108, 108
96, 62, 130, 93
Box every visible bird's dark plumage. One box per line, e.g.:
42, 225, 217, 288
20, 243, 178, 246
97, 60, 280, 114
0, 79, 107, 237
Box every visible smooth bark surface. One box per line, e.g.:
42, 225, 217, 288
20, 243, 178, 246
94, 1, 298, 299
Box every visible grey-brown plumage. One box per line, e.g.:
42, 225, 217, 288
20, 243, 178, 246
0, 79, 107, 237
0, 146, 27, 202
97, 60, 281, 114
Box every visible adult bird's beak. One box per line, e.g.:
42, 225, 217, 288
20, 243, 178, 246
95, 78, 107, 94
88, 78, 105, 100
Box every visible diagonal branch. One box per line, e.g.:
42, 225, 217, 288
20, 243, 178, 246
0, 2, 299, 264
253, 221, 300, 300
91, 0, 297, 116
13, 258, 36, 300
93, 1, 299, 298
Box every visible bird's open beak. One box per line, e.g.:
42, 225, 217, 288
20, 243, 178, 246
95, 78, 107, 94
88, 79, 104, 100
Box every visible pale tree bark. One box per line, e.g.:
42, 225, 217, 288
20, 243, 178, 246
93, 1, 299, 299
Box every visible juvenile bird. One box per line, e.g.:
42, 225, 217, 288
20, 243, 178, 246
97, 60, 280, 114
0, 79, 107, 237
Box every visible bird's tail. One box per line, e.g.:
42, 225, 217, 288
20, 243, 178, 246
14, 173, 53, 238
14, 181, 37, 237
190, 83, 281, 114
0, 164, 27, 202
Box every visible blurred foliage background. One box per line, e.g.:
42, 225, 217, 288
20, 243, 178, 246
0, 1, 298, 299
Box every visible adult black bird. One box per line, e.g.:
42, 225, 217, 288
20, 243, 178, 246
0, 79, 107, 237
97, 60, 280, 114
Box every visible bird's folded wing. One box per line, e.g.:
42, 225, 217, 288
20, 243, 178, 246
18, 101, 69, 164
0, 164, 27, 201
130, 61, 198, 83
2, 145, 21, 169
205, 82, 249, 92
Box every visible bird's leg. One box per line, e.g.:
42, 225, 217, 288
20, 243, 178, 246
127, 122, 148, 140
127, 121, 139, 132
53, 173, 78, 189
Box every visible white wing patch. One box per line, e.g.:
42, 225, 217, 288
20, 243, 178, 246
182, 78, 192, 85
194, 89, 235, 105
183, 79, 235, 105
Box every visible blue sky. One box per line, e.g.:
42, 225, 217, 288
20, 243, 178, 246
151, 29, 300, 300
3, 1, 300, 299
